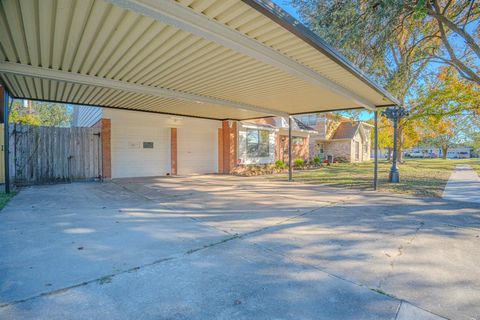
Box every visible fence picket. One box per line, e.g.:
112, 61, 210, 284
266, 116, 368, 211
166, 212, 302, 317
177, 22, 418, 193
10, 125, 101, 185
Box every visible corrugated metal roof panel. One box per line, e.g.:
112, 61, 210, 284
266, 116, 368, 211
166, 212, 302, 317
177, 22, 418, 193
0, 0, 397, 121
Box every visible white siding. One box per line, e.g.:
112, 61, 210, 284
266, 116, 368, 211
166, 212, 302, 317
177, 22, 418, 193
104, 109, 220, 178
72, 106, 103, 127
238, 123, 276, 165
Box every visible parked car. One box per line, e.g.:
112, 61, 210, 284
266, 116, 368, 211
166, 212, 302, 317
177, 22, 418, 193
409, 151, 424, 158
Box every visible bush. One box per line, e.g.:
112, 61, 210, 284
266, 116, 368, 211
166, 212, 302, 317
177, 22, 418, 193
275, 160, 286, 169
293, 159, 305, 168
231, 163, 287, 176
312, 156, 321, 165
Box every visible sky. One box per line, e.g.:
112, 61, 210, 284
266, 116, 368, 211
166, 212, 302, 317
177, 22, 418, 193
272, 0, 299, 19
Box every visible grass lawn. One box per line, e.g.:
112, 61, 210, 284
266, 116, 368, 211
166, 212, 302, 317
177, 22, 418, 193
275, 159, 480, 198
0, 192, 16, 211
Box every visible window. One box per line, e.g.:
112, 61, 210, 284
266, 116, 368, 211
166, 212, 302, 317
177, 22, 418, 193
247, 129, 269, 157
292, 137, 305, 145
318, 143, 324, 154
297, 114, 317, 126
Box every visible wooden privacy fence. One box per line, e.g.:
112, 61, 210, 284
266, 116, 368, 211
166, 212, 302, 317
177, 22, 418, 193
10, 124, 102, 185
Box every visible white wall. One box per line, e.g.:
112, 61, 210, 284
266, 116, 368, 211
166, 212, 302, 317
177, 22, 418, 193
238, 123, 276, 165
104, 109, 221, 178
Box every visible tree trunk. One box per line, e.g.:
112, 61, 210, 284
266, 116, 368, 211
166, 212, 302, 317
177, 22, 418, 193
442, 147, 448, 159
387, 147, 391, 161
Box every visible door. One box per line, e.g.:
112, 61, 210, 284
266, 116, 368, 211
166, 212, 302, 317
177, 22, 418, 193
355, 141, 360, 162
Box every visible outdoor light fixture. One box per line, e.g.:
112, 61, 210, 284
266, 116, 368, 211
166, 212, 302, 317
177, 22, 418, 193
382, 106, 409, 183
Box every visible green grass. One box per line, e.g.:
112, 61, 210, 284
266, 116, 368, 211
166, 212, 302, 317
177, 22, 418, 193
272, 159, 480, 198
0, 192, 16, 210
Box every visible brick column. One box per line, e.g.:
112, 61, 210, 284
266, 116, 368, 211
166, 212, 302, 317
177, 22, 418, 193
94, 119, 111, 179
221, 120, 238, 174
218, 128, 223, 173
171, 128, 177, 175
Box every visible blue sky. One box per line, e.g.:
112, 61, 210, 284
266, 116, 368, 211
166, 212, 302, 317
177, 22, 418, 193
272, 0, 299, 19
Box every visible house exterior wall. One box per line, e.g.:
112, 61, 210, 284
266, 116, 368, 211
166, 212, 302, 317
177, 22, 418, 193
278, 134, 310, 162
72, 106, 103, 127
103, 109, 220, 178
350, 129, 371, 162
324, 140, 351, 162
238, 123, 276, 165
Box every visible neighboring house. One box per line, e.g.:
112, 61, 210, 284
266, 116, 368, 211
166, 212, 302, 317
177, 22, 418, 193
297, 113, 372, 163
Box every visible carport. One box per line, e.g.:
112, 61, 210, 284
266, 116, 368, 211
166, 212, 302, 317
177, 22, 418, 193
0, 0, 399, 192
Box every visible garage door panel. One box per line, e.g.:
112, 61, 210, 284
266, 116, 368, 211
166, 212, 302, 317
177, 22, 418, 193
177, 123, 218, 175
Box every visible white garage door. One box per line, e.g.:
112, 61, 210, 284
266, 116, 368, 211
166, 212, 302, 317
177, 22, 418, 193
177, 122, 218, 175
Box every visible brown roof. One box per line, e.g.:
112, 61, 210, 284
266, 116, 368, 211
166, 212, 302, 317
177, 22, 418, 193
331, 122, 359, 139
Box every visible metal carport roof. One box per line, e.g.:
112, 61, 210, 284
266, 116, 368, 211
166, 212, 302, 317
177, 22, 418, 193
0, 0, 399, 120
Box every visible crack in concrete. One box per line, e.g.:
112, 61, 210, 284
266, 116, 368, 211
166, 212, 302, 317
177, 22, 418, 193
0, 193, 352, 309
0, 233, 242, 309
378, 221, 425, 290
246, 228, 450, 320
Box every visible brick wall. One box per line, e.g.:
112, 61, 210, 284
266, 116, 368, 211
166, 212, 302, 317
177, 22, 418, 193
324, 140, 351, 162
220, 120, 238, 173
278, 135, 309, 162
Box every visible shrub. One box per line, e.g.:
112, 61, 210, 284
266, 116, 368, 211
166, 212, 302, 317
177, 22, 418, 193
312, 156, 321, 165
293, 159, 305, 168
275, 159, 286, 169
231, 163, 287, 176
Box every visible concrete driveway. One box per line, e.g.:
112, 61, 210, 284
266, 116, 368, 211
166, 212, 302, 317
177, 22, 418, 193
0, 175, 479, 320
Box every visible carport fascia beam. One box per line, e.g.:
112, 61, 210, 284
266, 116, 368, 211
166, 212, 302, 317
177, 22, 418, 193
0, 62, 288, 118
106, 0, 377, 111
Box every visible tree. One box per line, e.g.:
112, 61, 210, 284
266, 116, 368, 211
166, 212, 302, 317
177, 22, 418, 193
290, 0, 432, 163
412, 67, 480, 118
377, 116, 394, 160
421, 117, 456, 159
290, 0, 480, 85
9, 100, 72, 127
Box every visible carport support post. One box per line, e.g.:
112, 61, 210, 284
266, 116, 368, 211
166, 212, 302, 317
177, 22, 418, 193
2, 88, 9, 193
288, 116, 292, 181
373, 111, 378, 191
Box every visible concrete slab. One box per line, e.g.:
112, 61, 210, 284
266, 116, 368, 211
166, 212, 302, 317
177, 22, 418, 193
443, 165, 480, 203
396, 302, 446, 320
1, 175, 479, 319
0, 183, 229, 304
0, 240, 401, 320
